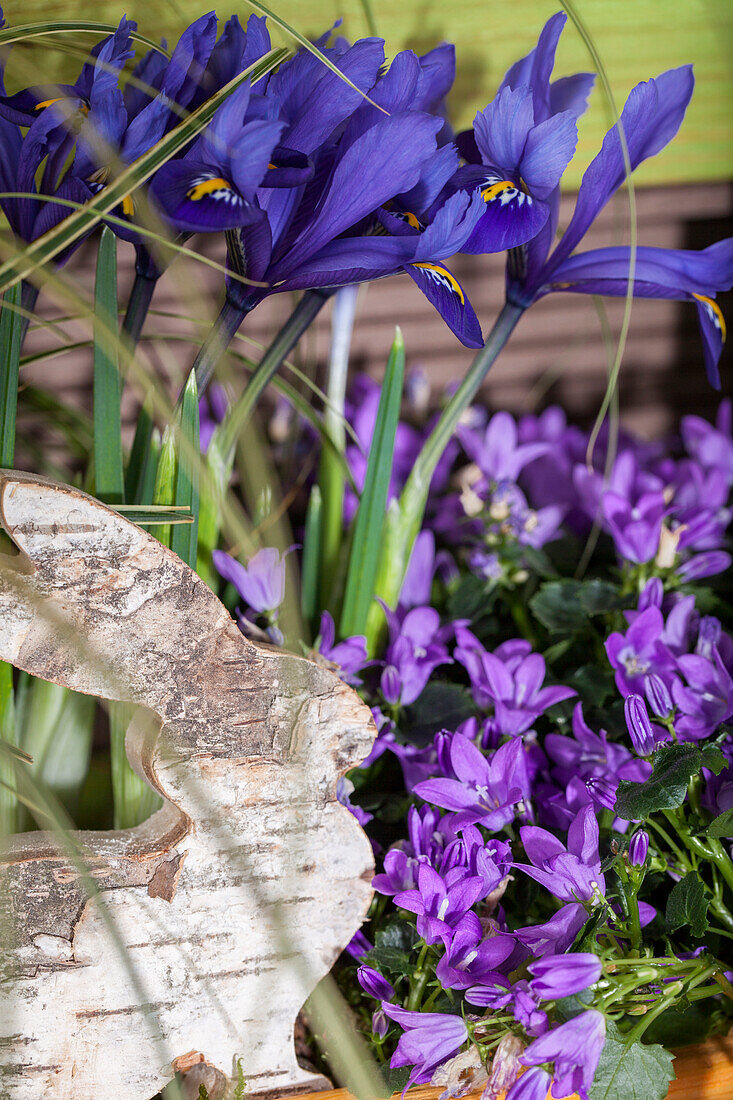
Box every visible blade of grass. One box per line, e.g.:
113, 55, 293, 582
0, 20, 166, 53
0, 661, 16, 834
318, 285, 358, 611
340, 328, 405, 640
152, 425, 177, 548
0, 282, 23, 467
300, 484, 322, 629
171, 372, 200, 569
93, 227, 124, 505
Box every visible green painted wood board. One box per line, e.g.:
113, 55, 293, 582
3, 0, 732, 187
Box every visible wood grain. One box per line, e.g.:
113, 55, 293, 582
0, 471, 376, 1099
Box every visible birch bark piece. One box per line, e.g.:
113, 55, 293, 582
0, 471, 376, 1100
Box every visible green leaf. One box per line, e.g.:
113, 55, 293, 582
0, 659, 17, 833
0, 48, 288, 295
125, 402, 154, 504
530, 579, 623, 634
666, 872, 710, 937
615, 742, 727, 820
170, 372, 200, 570
706, 808, 733, 838
589, 1020, 674, 1100
340, 328, 405, 640
402, 683, 476, 742
0, 281, 22, 467
93, 227, 124, 504
300, 484, 322, 628
0, 20, 166, 52
114, 506, 193, 526
152, 426, 177, 548
375, 1067, 410, 1098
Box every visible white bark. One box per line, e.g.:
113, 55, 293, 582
0, 472, 376, 1099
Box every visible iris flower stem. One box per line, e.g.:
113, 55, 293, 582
190, 297, 251, 403
318, 284, 359, 610
19, 280, 38, 347
219, 289, 331, 465
367, 302, 524, 648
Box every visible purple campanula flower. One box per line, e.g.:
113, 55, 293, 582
357, 965, 394, 1002
212, 545, 292, 616
601, 488, 667, 564
345, 929, 371, 959
681, 402, 733, 487
515, 804, 605, 904
528, 952, 602, 999
317, 611, 368, 686
605, 605, 675, 697
645, 673, 673, 717
394, 862, 486, 947
436, 911, 514, 989
628, 830, 650, 867
677, 550, 732, 581
545, 702, 649, 794
372, 805, 454, 895
455, 627, 575, 734
383, 1006, 468, 1091
515, 902, 588, 957
506, 1066, 552, 1100
415, 734, 526, 831
458, 412, 551, 484
585, 776, 618, 812
465, 976, 513, 1009
624, 694, 656, 756
337, 777, 373, 828
511, 983, 548, 1037
379, 605, 453, 706
199, 383, 229, 452
521, 1010, 606, 1100
400, 530, 457, 610
672, 650, 733, 740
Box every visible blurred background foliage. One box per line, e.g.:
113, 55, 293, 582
3, 0, 731, 188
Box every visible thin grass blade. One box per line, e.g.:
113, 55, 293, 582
0, 282, 23, 467
300, 484, 322, 629
171, 372, 200, 570
340, 327, 405, 640
93, 227, 124, 504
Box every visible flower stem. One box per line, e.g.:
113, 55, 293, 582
219, 289, 331, 464
366, 302, 524, 647
407, 942, 430, 1011
123, 273, 159, 502
122, 271, 157, 345
189, 297, 252, 402
19, 280, 38, 347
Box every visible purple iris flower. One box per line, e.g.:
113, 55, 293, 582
380, 605, 453, 706
515, 803, 605, 904
454, 13, 593, 254
212, 545, 289, 615
382, 1005, 467, 1091
515, 902, 588, 957
527, 952, 602, 999
491, 45, 732, 387
215, 40, 488, 347
520, 1010, 606, 1100
436, 911, 515, 989
415, 734, 526, 831
455, 626, 575, 734
317, 611, 368, 686
605, 605, 675, 697
393, 862, 486, 947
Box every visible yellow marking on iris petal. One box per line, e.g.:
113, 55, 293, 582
413, 262, 465, 304
186, 177, 233, 201
481, 180, 515, 203
122, 195, 135, 217
268, 163, 277, 169
403, 211, 421, 229
693, 293, 727, 341
34, 97, 64, 111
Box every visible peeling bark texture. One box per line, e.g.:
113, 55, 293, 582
0, 472, 376, 1100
